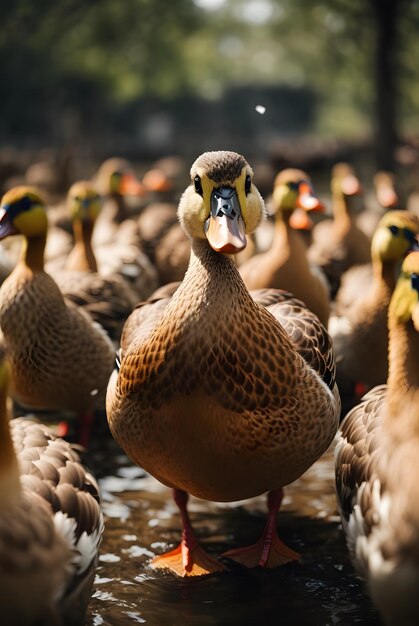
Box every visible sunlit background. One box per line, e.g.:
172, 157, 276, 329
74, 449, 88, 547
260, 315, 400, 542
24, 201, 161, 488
1, 0, 418, 179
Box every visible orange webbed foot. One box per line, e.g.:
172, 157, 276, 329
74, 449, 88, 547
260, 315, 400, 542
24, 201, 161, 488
223, 532, 299, 569
151, 543, 226, 577
223, 488, 299, 569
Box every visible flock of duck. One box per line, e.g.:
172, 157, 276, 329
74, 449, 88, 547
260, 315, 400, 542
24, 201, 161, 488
0, 150, 418, 625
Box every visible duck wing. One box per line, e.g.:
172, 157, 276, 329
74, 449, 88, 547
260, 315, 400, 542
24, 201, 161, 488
252, 288, 336, 390
334, 385, 386, 567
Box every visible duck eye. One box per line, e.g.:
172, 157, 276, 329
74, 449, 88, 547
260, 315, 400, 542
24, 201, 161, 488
388, 225, 400, 236
403, 228, 416, 244
245, 174, 252, 195
20, 195, 32, 211
194, 175, 203, 196
411, 272, 419, 293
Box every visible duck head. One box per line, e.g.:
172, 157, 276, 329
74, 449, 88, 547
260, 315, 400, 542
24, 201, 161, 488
391, 251, 419, 330
67, 181, 102, 225
0, 186, 48, 240
271, 168, 323, 231
373, 171, 399, 209
178, 150, 265, 254
272, 169, 323, 213
331, 163, 362, 197
96, 157, 144, 197
371, 210, 419, 263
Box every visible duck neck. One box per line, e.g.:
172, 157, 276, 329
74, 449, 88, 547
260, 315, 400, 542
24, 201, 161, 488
387, 316, 419, 413
70, 219, 98, 272
183, 238, 254, 308
189, 236, 243, 279
19, 233, 46, 272
112, 194, 128, 223
371, 259, 397, 301
332, 191, 352, 234
0, 381, 21, 505
270, 210, 310, 267
270, 210, 291, 254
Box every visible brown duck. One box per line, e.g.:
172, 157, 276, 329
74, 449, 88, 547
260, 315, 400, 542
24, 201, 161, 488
54, 181, 138, 344
335, 251, 419, 626
0, 186, 115, 442
239, 168, 330, 326
308, 162, 371, 295
107, 151, 340, 577
330, 210, 419, 390
0, 357, 103, 625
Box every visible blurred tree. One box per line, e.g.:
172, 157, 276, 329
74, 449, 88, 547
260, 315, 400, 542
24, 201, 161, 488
0, 0, 418, 165
0, 0, 200, 140
369, 0, 412, 171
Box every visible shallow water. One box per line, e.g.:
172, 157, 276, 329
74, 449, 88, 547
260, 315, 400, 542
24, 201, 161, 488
85, 436, 380, 626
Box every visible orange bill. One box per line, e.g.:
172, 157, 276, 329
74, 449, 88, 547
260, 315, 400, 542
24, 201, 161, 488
119, 173, 145, 196
142, 168, 173, 192
377, 186, 399, 208
341, 174, 362, 196
206, 212, 247, 254
206, 186, 247, 254
289, 207, 314, 230
296, 182, 324, 212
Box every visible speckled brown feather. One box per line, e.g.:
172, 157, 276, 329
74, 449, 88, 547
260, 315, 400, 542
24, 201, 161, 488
108, 239, 340, 502
56, 270, 137, 343
259, 290, 336, 389
11, 418, 102, 541
335, 253, 419, 623
335, 385, 385, 528
148, 281, 181, 301
0, 418, 103, 625
120, 297, 171, 354
193, 151, 247, 183
335, 385, 419, 624
0, 265, 115, 412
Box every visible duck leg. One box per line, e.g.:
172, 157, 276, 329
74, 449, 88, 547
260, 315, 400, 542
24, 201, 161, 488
151, 489, 226, 577
223, 488, 300, 568
76, 409, 95, 448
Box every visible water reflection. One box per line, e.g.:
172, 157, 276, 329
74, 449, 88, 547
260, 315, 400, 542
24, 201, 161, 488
86, 437, 379, 625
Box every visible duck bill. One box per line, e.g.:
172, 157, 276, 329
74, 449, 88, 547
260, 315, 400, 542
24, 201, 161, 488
377, 187, 399, 209
118, 173, 144, 196
205, 187, 247, 254
142, 169, 172, 192
296, 182, 324, 212
341, 174, 362, 196
289, 207, 314, 231
0, 209, 17, 240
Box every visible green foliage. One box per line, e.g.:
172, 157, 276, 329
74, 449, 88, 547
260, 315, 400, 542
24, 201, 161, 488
0, 0, 418, 141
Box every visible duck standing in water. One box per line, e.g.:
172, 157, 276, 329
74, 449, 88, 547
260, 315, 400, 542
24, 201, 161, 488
335, 251, 419, 625
0, 186, 115, 444
0, 356, 103, 625
107, 151, 340, 577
